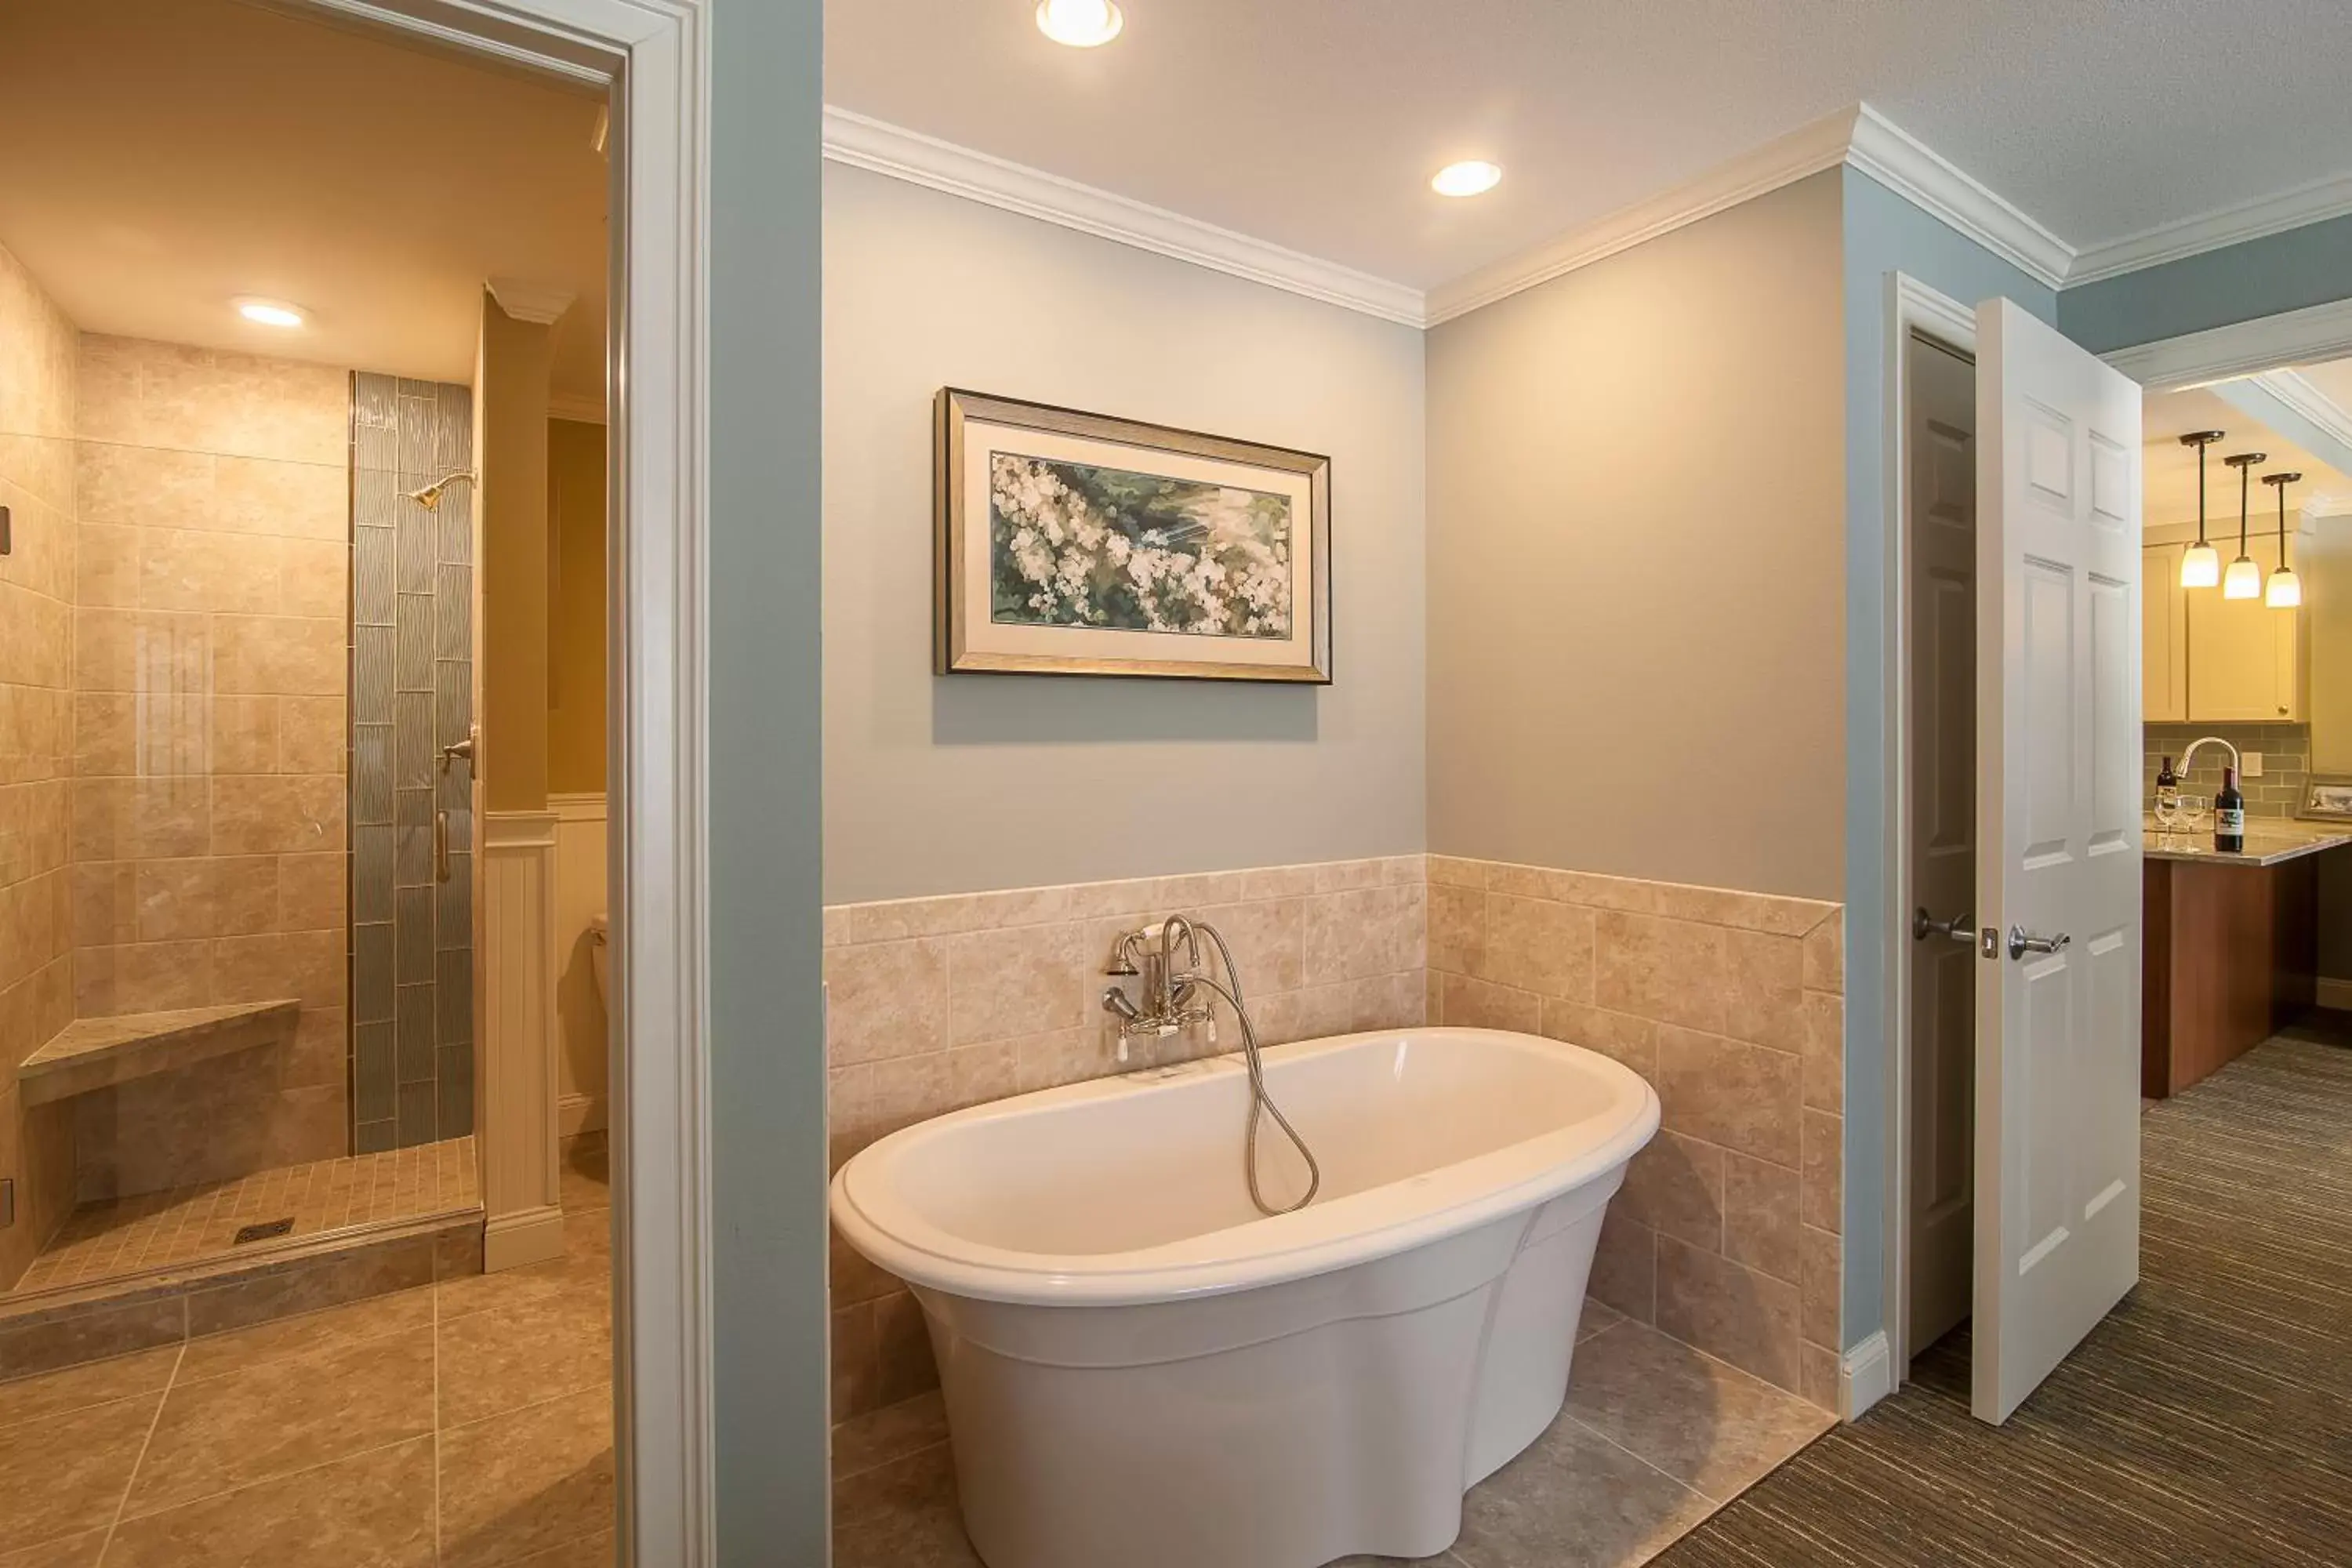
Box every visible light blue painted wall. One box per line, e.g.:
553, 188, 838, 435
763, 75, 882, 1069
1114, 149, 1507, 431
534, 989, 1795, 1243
709, 0, 828, 1559
1838, 167, 2058, 1359
2058, 211, 2352, 354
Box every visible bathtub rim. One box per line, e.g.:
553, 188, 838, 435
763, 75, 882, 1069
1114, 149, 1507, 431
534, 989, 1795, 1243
829, 1026, 1661, 1308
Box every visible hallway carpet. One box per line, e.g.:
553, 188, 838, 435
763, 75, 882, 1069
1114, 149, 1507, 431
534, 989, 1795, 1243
1651, 1018, 2352, 1567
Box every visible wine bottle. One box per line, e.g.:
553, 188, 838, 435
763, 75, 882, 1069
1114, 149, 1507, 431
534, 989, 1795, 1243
2216, 766, 2245, 854
2155, 756, 2180, 818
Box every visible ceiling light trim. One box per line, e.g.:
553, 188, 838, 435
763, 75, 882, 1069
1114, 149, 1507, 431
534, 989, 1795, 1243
2067, 168, 2352, 286
1424, 106, 1857, 325
1843, 105, 2074, 289
821, 107, 1428, 327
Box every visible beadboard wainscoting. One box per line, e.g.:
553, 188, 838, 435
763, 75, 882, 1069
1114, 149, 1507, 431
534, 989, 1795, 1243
1428, 855, 1846, 1411
480, 810, 562, 1271
826, 851, 1850, 1512
549, 792, 609, 1138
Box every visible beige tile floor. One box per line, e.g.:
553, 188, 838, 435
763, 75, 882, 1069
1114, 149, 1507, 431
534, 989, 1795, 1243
20, 1138, 481, 1293
833, 1300, 1832, 1568
0, 1136, 611, 1566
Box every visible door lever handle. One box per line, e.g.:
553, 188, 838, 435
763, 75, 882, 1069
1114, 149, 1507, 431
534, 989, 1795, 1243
2007, 926, 2071, 960
1911, 907, 1973, 944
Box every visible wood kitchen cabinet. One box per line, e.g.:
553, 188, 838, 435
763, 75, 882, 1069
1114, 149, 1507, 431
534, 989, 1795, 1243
2143, 541, 2188, 723
2143, 854, 2319, 1098
2140, 537, 2307, 722
2189, 535, 2303, 720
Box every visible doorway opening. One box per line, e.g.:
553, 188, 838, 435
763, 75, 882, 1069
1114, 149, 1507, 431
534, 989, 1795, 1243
0, 0, 633, 1559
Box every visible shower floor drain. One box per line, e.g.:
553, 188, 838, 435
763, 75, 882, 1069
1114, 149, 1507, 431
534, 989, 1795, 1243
231, 1218, 296, 1245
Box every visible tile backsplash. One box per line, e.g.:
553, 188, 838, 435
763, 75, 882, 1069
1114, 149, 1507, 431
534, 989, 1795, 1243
2145, 722, 2311, 820
824, 851, 1849, 1450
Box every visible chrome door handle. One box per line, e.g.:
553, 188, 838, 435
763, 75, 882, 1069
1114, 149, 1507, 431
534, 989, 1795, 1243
439, 724, 477, 775
2007, 926, 2071, 960
1912, 907, 1973, 944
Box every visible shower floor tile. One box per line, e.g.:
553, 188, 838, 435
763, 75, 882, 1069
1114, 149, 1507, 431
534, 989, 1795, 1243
16, 1138, 478, 1294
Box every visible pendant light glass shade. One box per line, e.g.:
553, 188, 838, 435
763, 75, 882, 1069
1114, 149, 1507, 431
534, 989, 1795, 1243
2179, 430, 2225, 589
2263, 470, 2302, 608
2222, 450, 2266, 601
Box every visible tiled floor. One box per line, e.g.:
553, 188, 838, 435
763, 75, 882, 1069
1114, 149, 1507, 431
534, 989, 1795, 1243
18, 1138, 481, 1294
833, 1297, 1832, 1568
0, 1135, 610, 1566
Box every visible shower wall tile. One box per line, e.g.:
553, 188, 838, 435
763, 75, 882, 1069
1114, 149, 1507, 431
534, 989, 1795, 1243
0, 238, 74, 1294
66, 334, 354, 1203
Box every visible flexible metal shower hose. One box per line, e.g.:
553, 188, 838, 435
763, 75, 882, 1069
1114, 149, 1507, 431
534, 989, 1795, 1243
1181, 921, 1322, 1216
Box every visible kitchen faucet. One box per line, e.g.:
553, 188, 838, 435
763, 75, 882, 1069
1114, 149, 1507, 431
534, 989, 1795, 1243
2174, 735, 2241, 794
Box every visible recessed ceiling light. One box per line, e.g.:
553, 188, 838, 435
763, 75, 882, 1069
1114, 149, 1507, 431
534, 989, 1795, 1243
1431, 161, 1503, 198
234, 298, 305, 328
1036, 0, 1123, 47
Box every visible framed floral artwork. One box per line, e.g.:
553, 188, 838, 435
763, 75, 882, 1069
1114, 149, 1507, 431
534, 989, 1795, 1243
934, 388, 1332, 681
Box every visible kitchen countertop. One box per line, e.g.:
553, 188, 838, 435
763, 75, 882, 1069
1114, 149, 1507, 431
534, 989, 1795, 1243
2143, 816, 2352, 867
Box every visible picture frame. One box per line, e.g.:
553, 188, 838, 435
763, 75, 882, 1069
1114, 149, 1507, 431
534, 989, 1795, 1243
934, 387, 1332, 682
2299, 775, 2352, 823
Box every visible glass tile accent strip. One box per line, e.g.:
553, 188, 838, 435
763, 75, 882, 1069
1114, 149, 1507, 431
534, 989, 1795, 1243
350, 371, 475, 1149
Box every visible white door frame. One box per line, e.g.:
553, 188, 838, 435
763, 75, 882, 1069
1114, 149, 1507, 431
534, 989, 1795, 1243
1878, 272, 1980, 1388
1878, 279, 2352, 1388
302, 0, 716, 1560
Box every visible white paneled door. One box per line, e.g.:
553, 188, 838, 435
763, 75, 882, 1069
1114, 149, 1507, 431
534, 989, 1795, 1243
1972, 299, 2143, 1425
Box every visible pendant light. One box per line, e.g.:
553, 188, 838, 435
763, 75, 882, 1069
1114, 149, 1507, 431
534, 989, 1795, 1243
2179, 430, 2224, 587
2263, 470, 2302, 608
2223, 451, 2267, 600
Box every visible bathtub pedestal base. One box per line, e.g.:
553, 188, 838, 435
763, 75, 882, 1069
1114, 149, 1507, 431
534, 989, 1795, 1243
927, 1185, 1613, 1568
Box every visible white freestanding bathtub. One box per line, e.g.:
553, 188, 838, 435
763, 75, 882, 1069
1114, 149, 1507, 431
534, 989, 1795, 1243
829, 1026, 1660, 1568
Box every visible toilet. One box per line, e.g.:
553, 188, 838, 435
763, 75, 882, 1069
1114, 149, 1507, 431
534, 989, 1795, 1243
588, 912, 610, 1006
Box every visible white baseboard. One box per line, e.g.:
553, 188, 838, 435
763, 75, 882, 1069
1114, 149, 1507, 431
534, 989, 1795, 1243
2317, 978, 2352, 1013
560, 1093, 609, 1138
1842, 1330, 1892, 1421
483, 1204, 568, 1272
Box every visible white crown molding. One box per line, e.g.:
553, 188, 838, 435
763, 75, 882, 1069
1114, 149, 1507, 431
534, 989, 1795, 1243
823, 102, 2345, 335
1845, 106, 2074, 290
2102, 296, 2352, 392
820, 107, 1426, 327
2251, 368, 2352, 452
488, 276, 579, 325
2068, 169, 2352, 286
1424, 107, 1857, 325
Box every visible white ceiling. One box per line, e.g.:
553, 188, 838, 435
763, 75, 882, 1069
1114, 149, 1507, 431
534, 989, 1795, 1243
827, 0, 2352, 296
0, 0, 608, 401
2143, 375, 2352, 530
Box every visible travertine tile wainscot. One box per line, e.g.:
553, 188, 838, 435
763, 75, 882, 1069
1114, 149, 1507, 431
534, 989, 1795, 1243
826, 853, 1849, 1521
1428, 855, 1844, 1412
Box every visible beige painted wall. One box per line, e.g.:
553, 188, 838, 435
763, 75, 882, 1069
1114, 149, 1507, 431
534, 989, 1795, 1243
547, 416, 606, 796
0, 241, 80, 1285
66, 333, 352, 1199
1425, 171, 1848, 902
481, 295, 551, 815
822, 165, 1428, 904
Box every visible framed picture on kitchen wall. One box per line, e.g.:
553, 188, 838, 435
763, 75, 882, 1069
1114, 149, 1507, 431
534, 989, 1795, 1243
933, 387, 1333, 682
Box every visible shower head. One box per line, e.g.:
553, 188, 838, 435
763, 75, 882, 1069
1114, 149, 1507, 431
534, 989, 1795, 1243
405, 470, 478, 511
